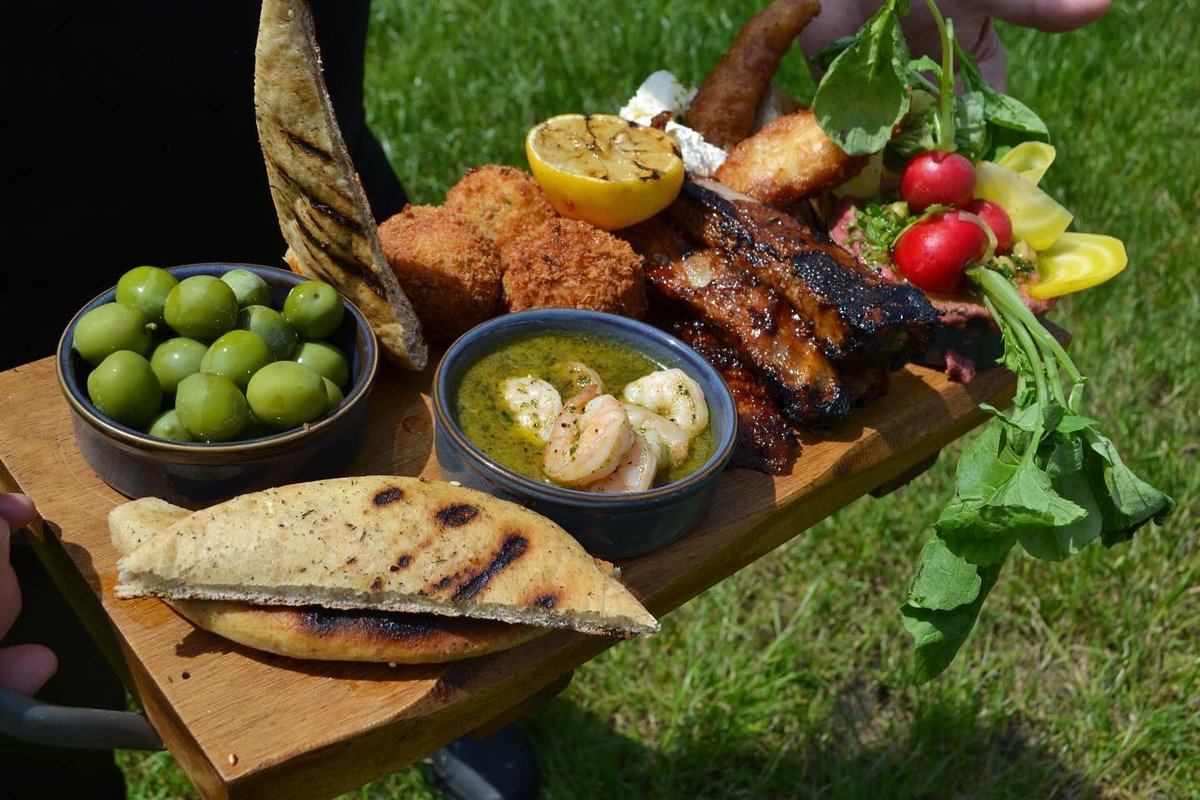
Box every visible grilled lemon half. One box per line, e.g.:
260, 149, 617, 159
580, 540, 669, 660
525, 113, 684, 230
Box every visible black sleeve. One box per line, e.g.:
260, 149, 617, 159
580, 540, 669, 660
0, 0, 406, 369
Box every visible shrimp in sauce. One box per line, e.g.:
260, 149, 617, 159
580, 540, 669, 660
543, 386, 634, 487
622, 368, 709, 437
585, 433, 658, 493
501, 376, 563, 442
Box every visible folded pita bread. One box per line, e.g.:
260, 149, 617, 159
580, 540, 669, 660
254, 0, 428, 370
113, 477, 659, 638
110, 499, 544, 663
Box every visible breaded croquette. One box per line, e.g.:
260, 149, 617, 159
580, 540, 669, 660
501, 218, 647, 318
378, 205, 503, 342
444, 165, 559, 251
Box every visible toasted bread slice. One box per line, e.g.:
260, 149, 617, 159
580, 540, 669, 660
113, 477, 659, 638
254, 0, 427, 370
111, 500, 545, 663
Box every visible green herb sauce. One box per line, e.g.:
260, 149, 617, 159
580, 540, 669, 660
454, 332, 715, 487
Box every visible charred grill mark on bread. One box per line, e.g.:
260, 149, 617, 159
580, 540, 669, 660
435, 504, 479, 528
283, 129, 334, 163
532, 593, 558, 609
261, 145, 358, 227
295, 606, 462, 642
289, 206, 389, 298
669, 179, 937, 365
451, 534, 528, 603
373, 486, 405, 506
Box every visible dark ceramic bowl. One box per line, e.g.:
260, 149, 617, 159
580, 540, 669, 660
432, 309, 737, 561
56, 263, 378, 509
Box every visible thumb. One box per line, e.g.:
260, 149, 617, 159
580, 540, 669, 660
0, 494, 38, 533
0, 643, 58, 697
981, 0, 1112, 33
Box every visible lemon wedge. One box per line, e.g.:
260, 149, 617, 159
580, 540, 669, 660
997, 141, 1056, 185
974, 160, 1073, 251
525, 113, 684, 230
1025, 232, 1128, 299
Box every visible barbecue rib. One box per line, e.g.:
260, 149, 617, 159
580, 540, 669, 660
673, 318, 796, 475
668, 178, 938, 366
624, 219, 847, 427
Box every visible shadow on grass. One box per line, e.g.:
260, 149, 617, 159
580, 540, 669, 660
524, 682, 1104, 800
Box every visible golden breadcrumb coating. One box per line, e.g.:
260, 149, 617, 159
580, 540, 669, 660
501, 218, 647, 318
444, 165, 559, 251
378, 205, 502, 342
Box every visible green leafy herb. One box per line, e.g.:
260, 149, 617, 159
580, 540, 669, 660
812, 0, 1050, 163
901, 267, 1176, 681
844, 201, 913, 266
812, 0, 912, 156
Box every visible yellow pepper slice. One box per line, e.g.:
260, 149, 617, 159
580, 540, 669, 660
1025, 232, 1128, 299
996, 141, 1056, 185
974, 160, 1073, 251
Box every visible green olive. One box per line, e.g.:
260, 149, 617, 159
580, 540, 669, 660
245, 361, 327, 431
146, 409, 195, 442
174, 372, 249, 442
86, 350, 162, 428
116, 266, 178, 326
242, 410, 275, 440
73, 303, 153, 366
237, 305, 298, 361
283, 280, 344, 339
221, 269, 271, 308
164, 275, 239, 341
292, 340, 351, 389
322, 377, 345, 411
200, 330, 275, 391
149, 337, 207, 394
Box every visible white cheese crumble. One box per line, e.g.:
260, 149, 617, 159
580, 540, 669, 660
618, 70, 727, 178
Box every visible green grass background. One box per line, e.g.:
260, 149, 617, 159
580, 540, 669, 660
120, 1, 1197, 797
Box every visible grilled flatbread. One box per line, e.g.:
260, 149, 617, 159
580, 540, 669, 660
111, 500, 543, 663
254, 0, 427, 370
113, 476, 659, 638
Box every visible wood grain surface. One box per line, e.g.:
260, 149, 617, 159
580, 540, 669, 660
0, 354, 1014, 799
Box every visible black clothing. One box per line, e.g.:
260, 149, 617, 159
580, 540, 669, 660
1, 0, 407, 371
0, 3, 405, 792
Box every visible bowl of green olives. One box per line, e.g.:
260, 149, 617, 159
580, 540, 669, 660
56, 263, 378, 509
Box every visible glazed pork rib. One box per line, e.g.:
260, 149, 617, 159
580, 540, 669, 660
667, 178, 938, 366
672, 318, 796, 475
626, 220, 848, 426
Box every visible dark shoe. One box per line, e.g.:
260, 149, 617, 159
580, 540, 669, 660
426, 724, 540, 800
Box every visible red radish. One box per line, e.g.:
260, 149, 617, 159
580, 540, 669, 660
892, 211, 989, 295
900, 151, 977, 212
966, 199, 1013, 253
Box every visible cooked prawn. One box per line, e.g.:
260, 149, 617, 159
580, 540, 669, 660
622, 368, 710, 437
543, 386, 634, 487
556, 360, 603, 394
501, 376, 562, 442
622, 402, 689, 467
585, 434, 658, 493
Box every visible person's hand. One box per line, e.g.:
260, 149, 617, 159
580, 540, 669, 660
0, 493, 57, 696
799, 0, 1112, 91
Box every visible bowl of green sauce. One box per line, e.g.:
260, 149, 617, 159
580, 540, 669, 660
432, 308, 737, 560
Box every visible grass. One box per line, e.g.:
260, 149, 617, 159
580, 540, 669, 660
120, 1, 1198, 797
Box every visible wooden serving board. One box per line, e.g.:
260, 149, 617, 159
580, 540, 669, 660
0, 354, 1014, 799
